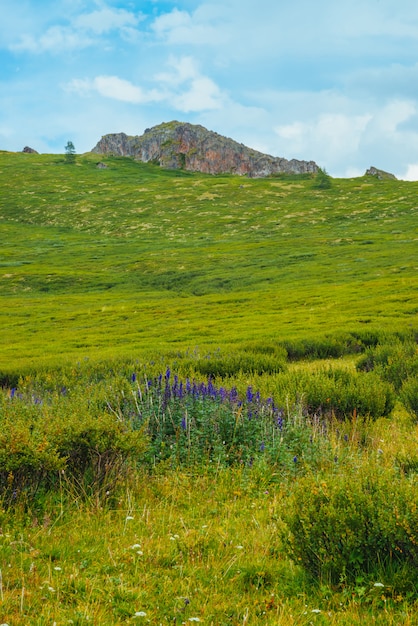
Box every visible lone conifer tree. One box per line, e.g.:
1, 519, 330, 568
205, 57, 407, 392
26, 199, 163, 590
65, 140, 76, 164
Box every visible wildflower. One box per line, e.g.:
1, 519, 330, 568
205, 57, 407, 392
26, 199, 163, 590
126, 515, 134, 521
130, 544, 141, 550
311, 609, 321, 613
181, 416, 187, 430
293, 456, 298, 463
373, 582, 384, 588
53, 566, 62, 571
133, 611, 147, 617
188, 619, 201, 623
131, 373, 137, 382
235, 545, 244, 550
259, 442, 265, 452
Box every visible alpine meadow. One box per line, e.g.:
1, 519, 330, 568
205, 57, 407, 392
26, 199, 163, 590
1, 148, 418, 625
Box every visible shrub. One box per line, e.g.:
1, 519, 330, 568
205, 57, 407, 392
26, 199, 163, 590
356, 338, 418, 391
187, 350, 287, 378
0, 389, 147, 506
272, 368, 395, 420
282, 464, 418, 591
400, 377, 418, 421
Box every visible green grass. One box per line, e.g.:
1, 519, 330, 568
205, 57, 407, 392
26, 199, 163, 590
1, 151, 418, 624
0, 151, 416, 371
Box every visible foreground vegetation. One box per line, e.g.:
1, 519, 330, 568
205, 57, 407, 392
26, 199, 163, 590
0, 151, 417, 623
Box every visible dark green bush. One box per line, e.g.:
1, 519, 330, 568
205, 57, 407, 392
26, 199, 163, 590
282, 464, 418, 590
356, 338, 418, 391
189, 350, 286, 378
273, 368, 395, 420
400, 377, 418, 421
0, 390, 147, 506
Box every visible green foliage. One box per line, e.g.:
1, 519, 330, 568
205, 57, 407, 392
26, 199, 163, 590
282, 463, 418, 590
64, 140, 76, 164
400, 377, 418, 421
0, 388, 147, 505
356, 337, 418, 391
272, 367, 395, 420
312, 167, 332, 189
187, 349, 287, 377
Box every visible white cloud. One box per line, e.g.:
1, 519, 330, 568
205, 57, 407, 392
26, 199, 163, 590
74, 7, 142, 35
66, 58, 224, 113
155, 56, 224, 112
275, 112, 372, 166
173, 76, 223, 112
156, 55, 199, 86
11, 26, 93, 53
9, 5, 141, 53
400, 164, 418, 181
67, 75, 164, 104
151, 6, 226, 45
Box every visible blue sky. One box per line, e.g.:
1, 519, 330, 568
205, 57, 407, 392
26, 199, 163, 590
2, 0, 418, 178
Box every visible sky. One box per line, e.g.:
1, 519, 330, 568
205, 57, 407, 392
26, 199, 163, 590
2, 0, 418, 179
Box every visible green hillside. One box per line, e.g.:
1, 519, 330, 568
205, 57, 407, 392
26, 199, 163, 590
1, 151, 418, 623
0, 151, 416, 371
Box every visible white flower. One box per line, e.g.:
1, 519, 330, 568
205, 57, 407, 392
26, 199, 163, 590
54, 566, 62, 571
133, 611, 147, 617
137, 550, 143, 556
189, 619, 201, 623
373, 582, 384, 587
126, 515, 134, 521
311, 608, 321, 613
235, 545, 244, 550
130, 544, 141, 549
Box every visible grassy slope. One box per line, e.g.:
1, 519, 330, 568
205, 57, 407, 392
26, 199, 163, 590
0, 150, 417, 370
1, 152, 418, 625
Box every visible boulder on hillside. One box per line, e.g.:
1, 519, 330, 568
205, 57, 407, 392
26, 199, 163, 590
91, 121, 319, 178
365, 166, 397, 180
22, 146, 39, 154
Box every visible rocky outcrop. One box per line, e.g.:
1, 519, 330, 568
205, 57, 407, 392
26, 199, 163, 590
365, 166, 397, 180
91, 121, 318, 177
22, 146, 38, 154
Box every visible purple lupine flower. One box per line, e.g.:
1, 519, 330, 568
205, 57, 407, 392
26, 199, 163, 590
293, 456, 298, 463
165, 367, 171, 381
277, 416, 283, 431
246, 386, 254, 403
10, 387, 17, 398
181, 416, 187, 430
178, 382, 184, 398
255, 391, 261, 403
260, 442, 265, 452
131, 373, 137, 383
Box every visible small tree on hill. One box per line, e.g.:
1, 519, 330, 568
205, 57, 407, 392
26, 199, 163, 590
312, 167, 332, 189
65, 140, 76, 164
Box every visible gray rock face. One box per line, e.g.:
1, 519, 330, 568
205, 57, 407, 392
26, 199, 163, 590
22, 146, 38, 154
91, 121, 318, 177
365, 166, 397, 180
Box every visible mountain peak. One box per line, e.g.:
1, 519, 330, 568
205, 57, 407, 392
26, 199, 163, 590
91, 121, 318, 177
